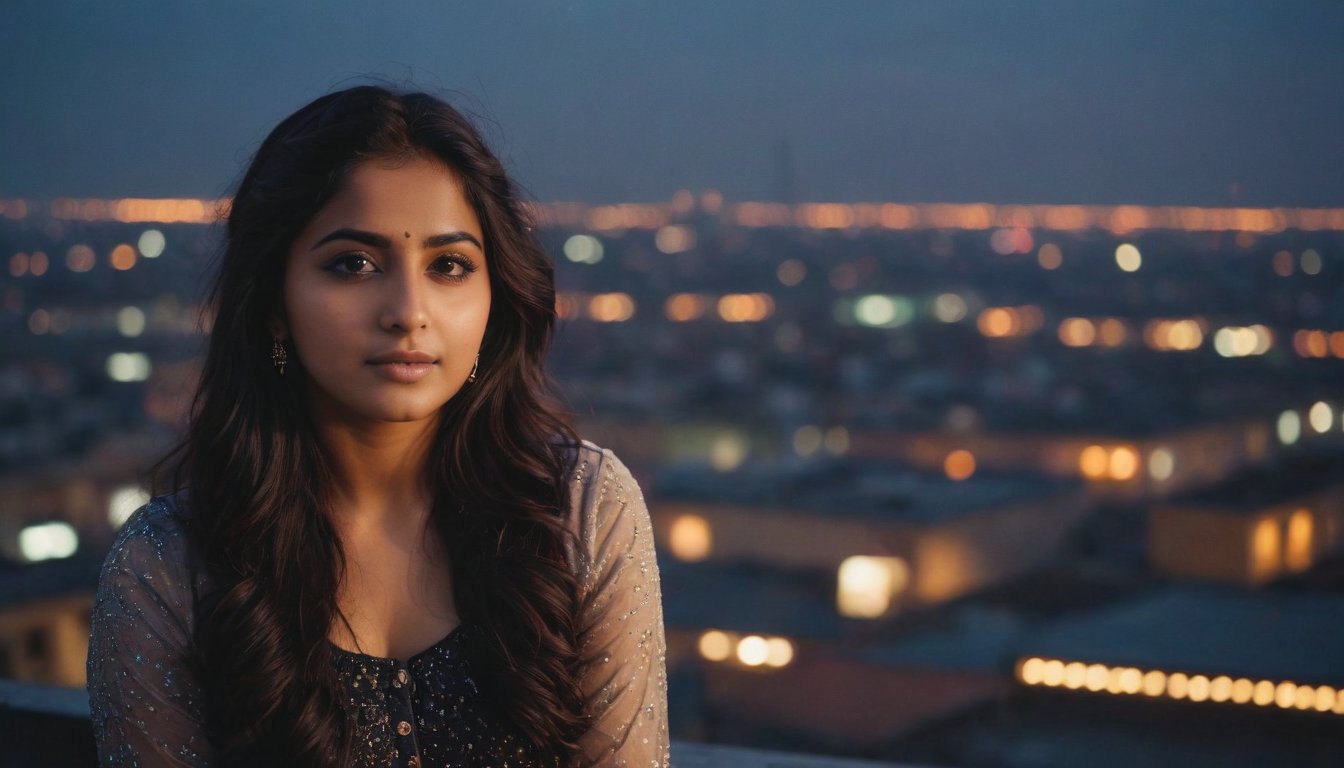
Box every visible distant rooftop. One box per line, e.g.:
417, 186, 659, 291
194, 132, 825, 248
1167, 444, 1344, 512
1015, 585, 1344, 685
653, 458, 1078, 524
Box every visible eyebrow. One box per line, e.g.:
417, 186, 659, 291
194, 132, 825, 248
311, 227, 483, 252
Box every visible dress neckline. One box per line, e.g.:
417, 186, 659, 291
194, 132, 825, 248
328, 622, 468, 665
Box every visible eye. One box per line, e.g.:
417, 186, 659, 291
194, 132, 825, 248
431, 254, 477, 281
324, 253, 379, 276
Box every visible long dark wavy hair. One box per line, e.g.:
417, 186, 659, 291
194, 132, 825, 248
163, 86, 585, 766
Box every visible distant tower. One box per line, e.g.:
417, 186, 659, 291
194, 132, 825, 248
774, 139, 795, 204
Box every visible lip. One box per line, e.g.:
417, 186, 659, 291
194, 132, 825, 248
366, 350, 438, 383
367, 350, 438, 365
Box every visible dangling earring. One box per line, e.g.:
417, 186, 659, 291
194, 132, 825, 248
467, 353, 479, 383
271, 337, 288, 376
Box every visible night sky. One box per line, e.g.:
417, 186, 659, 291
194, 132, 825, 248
2, 1, 1342, 206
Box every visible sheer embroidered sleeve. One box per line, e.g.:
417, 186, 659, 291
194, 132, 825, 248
87, 499, 215, 767
570, 445, 671, 767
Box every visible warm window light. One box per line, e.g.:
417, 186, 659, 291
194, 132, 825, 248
1079, 445, 1109, 479
1058, 317, 1096, 347
1108, 445, 1139, 481
1252, 516, 1282, 580
668, 514, 712, 562
698, 630, 732, 662
944, 449, 976, 481
837, 555, 909, 618
108, 486, 151, 528
764, 637, 794, 668
1215, 325, 1274, 357
978, 307, 1017, 337
587, 293, 635, 322
717, 293, 773, 322
736, 635, 770, 666
18, 521, 79, 562
110, 243, 137, 270
1285, 509, 1314, 572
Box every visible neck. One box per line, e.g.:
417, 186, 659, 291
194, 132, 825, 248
314, 412, 439, 535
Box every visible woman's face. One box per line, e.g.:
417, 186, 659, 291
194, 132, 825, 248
282, 155, 491, 427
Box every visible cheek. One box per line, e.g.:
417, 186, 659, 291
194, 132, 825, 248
284, 285, 358, 356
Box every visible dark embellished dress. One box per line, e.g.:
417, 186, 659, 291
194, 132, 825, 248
87, 443, 669, 767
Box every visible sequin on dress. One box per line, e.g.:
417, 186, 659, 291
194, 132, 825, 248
87, 443, 670, 767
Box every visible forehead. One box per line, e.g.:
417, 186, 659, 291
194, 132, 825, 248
310, 155, 482, 236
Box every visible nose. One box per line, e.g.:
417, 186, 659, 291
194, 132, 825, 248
379, 270, 429, 333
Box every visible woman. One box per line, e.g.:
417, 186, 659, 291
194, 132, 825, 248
87, 86, 668, 767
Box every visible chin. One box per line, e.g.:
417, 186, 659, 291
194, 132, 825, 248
363, 398, 454, 424
311, 388, 458, 427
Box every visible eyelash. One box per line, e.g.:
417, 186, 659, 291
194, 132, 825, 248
323, 252, 478, 282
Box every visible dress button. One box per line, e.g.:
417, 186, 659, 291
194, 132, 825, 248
395, 669, 409, 687
397, 720, 413, 737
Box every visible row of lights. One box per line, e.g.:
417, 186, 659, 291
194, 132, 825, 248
554, 292, 777, 324
27, 306, 152, 338
1079, 445, 1158, 483
697, 629, 795, 669
1272, 249, 1325, 277
978, 306, 1046, 338
7, 230, 166, 277
5, 196, 1344, 233
1293, 330, 1344, 359
1278, 403, 1341, 445
40, 198, 219, 224
977, 308, 1276, 358
727, 202, 1344, 233
1018, 657, 1344, 715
